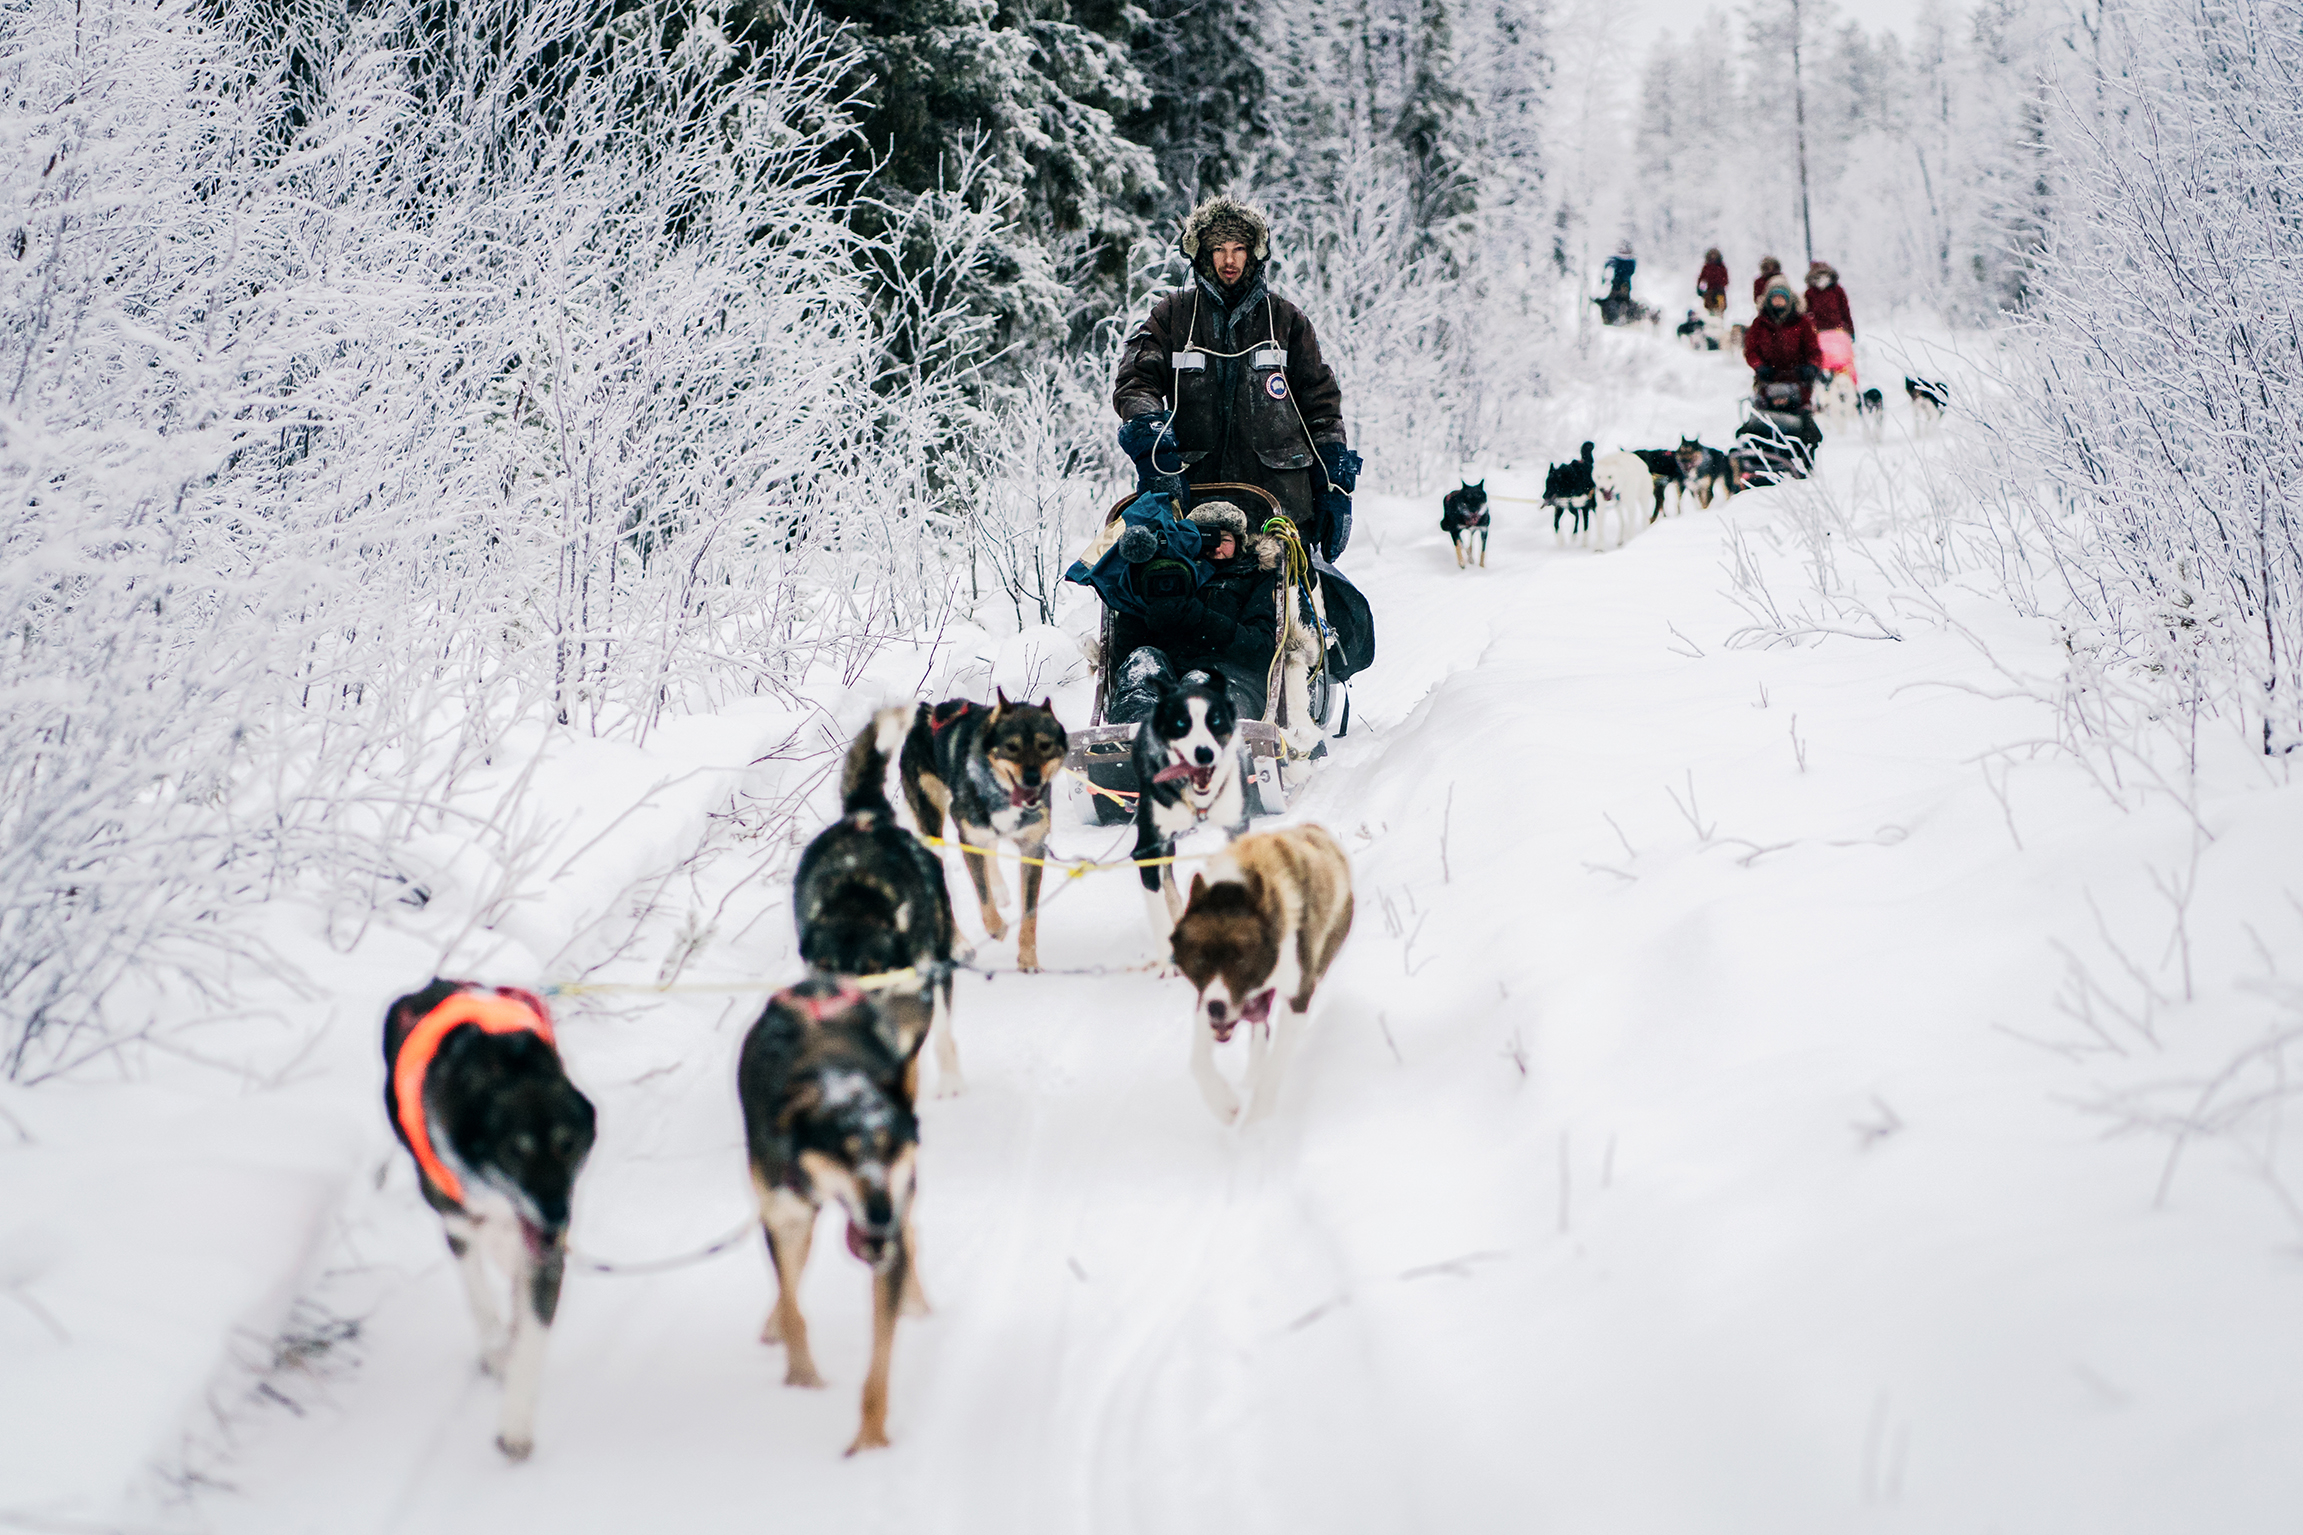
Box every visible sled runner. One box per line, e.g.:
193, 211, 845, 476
1065, 482, 1367, 826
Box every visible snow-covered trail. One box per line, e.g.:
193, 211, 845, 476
199, 325, 2303, 1534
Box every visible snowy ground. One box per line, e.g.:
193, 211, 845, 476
7, 319, 2303, 1533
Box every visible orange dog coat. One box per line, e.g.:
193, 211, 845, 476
393, 988, 556, 1207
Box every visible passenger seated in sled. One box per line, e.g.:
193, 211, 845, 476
1105, 498, 1280, 727
1063, 484, 1369, 823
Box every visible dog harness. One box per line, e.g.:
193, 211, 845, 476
927, 700, 978, 737
393, 988, 556, 1207
774, 982, 869, 1023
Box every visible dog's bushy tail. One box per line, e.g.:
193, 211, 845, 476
841, 707, 912, 819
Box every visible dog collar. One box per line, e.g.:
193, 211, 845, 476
774, 982, 868, 1024
393, 988, 556, 1208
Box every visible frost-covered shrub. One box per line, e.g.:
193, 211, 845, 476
1995, 0, 2303, 758
0, 0, 941, 1073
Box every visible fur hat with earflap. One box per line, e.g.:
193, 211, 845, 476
1806, 260, 1838, 287
1180, 196, 1271, 282
1185, 499, 1282, 571
1759, 274, 1806, 316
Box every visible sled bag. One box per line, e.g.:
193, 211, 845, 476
1816, 329, 1855, 381
1310, 559, 1376, 679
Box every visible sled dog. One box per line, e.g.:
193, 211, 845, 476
383, 980, 596, 1461
899, 690, 1068, 971
1858, 388, 1885, 441
1440, 480, 1491, 568
738, 976, 923, 1455
1591, 452, 1653, 549
1544, 443, 1596, 543
1905, 376, 1949, 429
1632, 448, 1687, 518
1170, 825, 1354, 1125
1816, 370, 1860, 426
798, 710, 961, 1094
1132, 674, 1250, 943
1673, 437, 1735, 508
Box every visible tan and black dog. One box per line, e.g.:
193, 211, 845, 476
1170, 825, 1354, 1125
738, 975, 923, 1455
899, 690, 1068, 971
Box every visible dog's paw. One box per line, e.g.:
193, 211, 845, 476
931, 1071, 967, 1099
480, 1344, 510, 1379
979, 909, 1008, 942
785, 1360, 827, 1389
496, 1433, 533, 1463
1197, 1083, 1241, 1125
845, 1425, 892, 1456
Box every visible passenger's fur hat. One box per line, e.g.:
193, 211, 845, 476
1185, 499, 1251, 541
1806, 259, 1838, 283
1180, 196, 1270, 269
1760, 274, 1806, 313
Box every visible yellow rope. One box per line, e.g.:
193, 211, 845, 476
915, 832, 1200, 879
546, 966, 931, 999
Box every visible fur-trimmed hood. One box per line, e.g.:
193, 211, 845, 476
1806, 260, 1839, 286
1186, 500, 1283, 571
1180, 195, 1271, 280
1758, 274, 1806, 316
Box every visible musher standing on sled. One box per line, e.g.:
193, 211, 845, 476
1804, 260, 1854, 339
1743, 274, 1825, 455
1112, 195, 1360, 562
1697, 248, 1729, 316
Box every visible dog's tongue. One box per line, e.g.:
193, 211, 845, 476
1153, 763, 1216, 792
1008, 784, 1040, 808
845, 1219, 870, 1261
1242, 988, 1276, 1024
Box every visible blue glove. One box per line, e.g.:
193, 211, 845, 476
1118, 412, 1169, 461
1316, 441, 1363, 494
1317, 490, 1353, 561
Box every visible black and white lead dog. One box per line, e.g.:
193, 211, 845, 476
1131, 675, 1250, 942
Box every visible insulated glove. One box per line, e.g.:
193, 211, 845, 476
1318, 492, 1354, 561
1119, 412, 1178, 492
1316, 441, 1364, 494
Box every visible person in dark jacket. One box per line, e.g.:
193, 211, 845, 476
1105, 501, 1283, 727
1113, 197, 1359, 560
1804, 260, 1854, 338
1751, 254, 1783, 305
1603, 242, 1638, 297
1697, 248, 1730, 315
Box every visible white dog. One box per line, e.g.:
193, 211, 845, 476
1591, 452, 1653, 551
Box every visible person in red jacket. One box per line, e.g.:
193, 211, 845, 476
1805, 261, 1854, 337
1743, 276, 1823, 408
1697, 248, 1729, 315
1751, 255, 1783, 305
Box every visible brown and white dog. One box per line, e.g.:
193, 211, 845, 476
383, 980, 596, 1461
1169, 825, 1354, 1125
899, 691, 1068, 971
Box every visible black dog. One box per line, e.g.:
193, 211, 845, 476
1130, 674, 1249, 942
1544, 441, 1597, 539
799, 710, 959, 1094
1673, 436, 1736, 507
1440, 480, 1491, 568
384, 980, 596, 1461
1632, 448, 1688, 519
738, 976, 922, 1455
899, 690, 1068, 971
